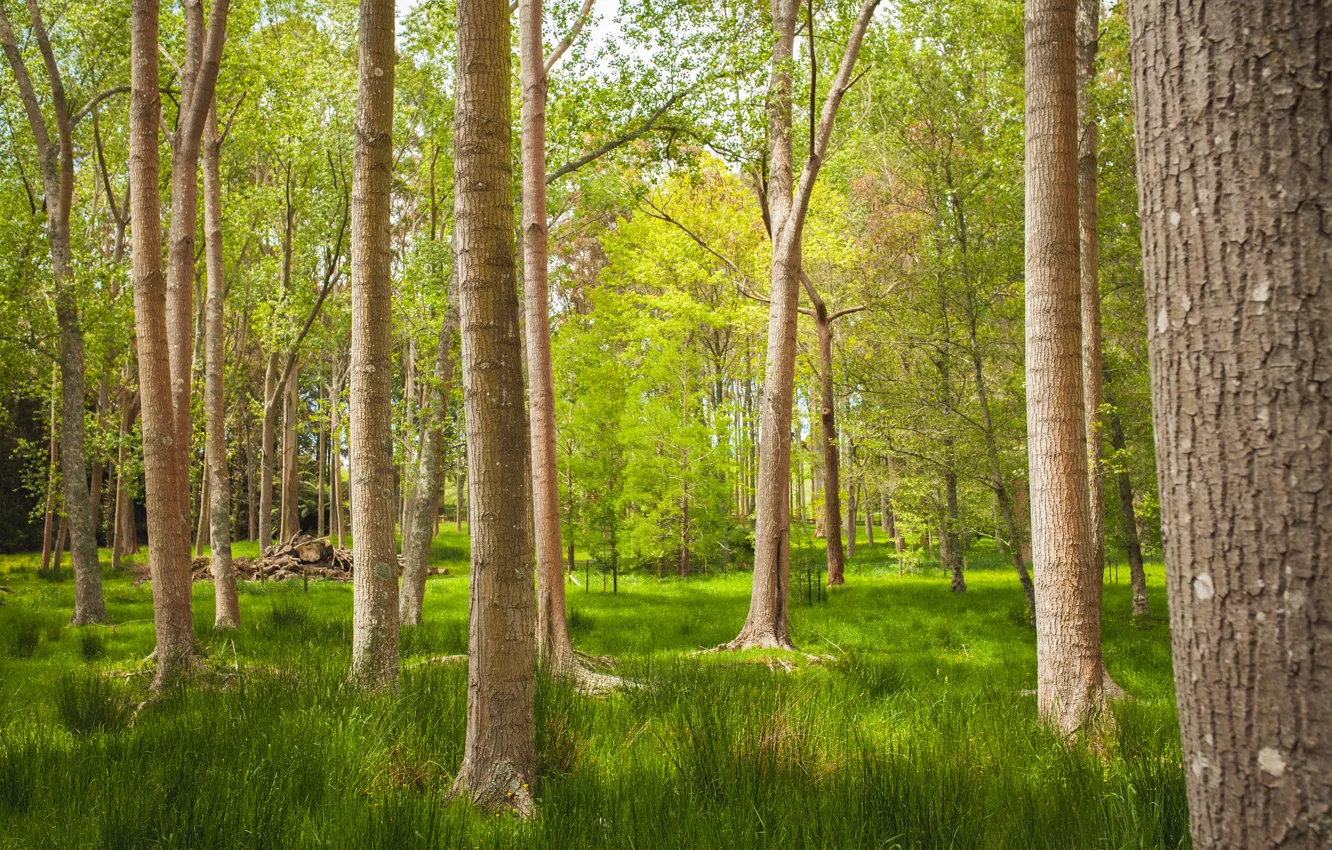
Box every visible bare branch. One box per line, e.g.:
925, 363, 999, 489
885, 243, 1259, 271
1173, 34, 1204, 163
70, 86, 130, 129
217, 91, 245, 148
547, 89, 688, 184
828, 304, 867, 322
544, 0, 595, 75
0, 6, 52, 163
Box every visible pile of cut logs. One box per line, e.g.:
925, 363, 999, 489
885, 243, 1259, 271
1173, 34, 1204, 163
189, 534, 449, 583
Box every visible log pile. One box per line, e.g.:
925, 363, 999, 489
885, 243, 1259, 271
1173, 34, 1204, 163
189, 534, 449, 583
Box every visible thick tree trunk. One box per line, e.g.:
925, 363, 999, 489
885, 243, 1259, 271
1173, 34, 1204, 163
817, 315, 845, 585
348, 0, 400, 690
1025, 0, 1107, 733
203, 99, 239, 629
131, 0, 195, 687
400, 310, 455, 625
450, 0, 536, 815
1105, 406, 1146, 617
1076, 0, 1104, 579
1128, 3, 1330, 844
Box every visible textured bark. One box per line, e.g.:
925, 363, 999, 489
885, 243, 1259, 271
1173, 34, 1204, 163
450, 0, 536, 815
348, 0, 400, 690
1128, 2, 1330, 845
400, 310, 455, 626
203, 99, 239, 629
164, 0, 228, 528
1105, 406, 1146, 617
0, 4, 105, 623
193, 465, 209, 556
1076, 0, 1104, 578
111, 387, 140, 570
1025, 0, 1107, 733
40, 369, 57, 571
845, 443, 857, 562
130, 0, 195, 687
330, 367, 346, 548
259, 353, 278, 547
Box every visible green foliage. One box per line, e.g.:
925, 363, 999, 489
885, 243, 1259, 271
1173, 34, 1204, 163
52, 672, 133, 736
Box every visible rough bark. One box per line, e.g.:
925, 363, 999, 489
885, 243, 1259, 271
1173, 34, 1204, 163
1128, 2, 1330, 844
1076, 0, 1104, 579
1105, 405, 1146, 617
203, 99, 239, 629
348, 0, 400, 690
1025, 0, 1107, 733
164, 0, 228, 527
399, 309, 455, 626
450, 0, 536, 815
130, 0, 195, 687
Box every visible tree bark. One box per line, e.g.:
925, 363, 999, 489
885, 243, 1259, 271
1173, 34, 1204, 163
348, 0, 400, 690
1128, 2, 1330, 844
194, 465, 209, 556
450, 0, 536, 815
130, 0, 195, 687
944, 465, 966, 593
203, 98, 239, 628
281, 366, 300, 539
1076, 0, 1104, 579
1026, 0, 1107, 733
40, 367, 57, 571
330, 367, 346, 548
400, 308, 455, 625
259, 353, 278, 547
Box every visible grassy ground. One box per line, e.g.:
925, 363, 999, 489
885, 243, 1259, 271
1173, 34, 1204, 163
0, 527, 1188, 849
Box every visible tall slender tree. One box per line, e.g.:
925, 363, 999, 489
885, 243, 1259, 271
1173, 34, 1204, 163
1076, 0, 1103, 579
202, 97, 239, 629
1025, 0, 1109, 733
1129, 1, 1330, 844
450, 0, 536, 815
347, 0, 400, 689
129, 0, 195, 688
729, 0, 880, 650
0, 0, 110, 625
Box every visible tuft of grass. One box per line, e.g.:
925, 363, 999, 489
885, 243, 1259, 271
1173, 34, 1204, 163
52, 673, 133, 735
78, 627, 106, 662
264, 594, 312, 632
7, 611, 41, 658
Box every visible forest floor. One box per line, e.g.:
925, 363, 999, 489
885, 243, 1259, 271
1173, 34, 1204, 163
0, 528, 1188, 849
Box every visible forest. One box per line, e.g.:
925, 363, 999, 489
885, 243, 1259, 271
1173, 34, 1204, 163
0, 0, 1325, 847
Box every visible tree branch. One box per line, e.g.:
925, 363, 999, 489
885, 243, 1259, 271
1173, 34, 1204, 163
70, 86, 130, 129
0, 6, 52, 163
547, 89, 688, 183
544, 0, 595, 75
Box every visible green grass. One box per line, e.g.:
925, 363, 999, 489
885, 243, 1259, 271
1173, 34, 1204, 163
0, 526, 1188, 849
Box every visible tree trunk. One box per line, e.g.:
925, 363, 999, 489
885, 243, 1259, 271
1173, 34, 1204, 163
845, 445, 857, 562
330, 370, 345, 548
194, 464, 209, 556
400, 309, 456, 625
165, 0, 228, 540
90, 374, 111, 542
259, 353, 278, 548
281, 366, 300, 539
1129, 3, 1330, 844
1076, 0, 1104, 580
203, 98, 239, 628
450, 0, 536, 815
40, 368, 57, 571
1025, 0, 1106, 733
945, 465, 965, 593
317, 383, 325, 539
1105, 405, 1146, 617
864, 485, 874, 546
817, 314, 845, 585
454, 459, 464, 532
130, 0, 195, 687
347, 0, 400, 690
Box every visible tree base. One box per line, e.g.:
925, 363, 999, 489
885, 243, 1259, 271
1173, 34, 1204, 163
449, 759, 534, 818
721, 630, 798, 652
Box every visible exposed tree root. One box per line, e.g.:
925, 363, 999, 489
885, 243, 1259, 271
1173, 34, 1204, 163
449, 761, 535, 819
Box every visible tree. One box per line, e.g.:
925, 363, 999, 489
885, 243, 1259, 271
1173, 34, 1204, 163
1076, 0, 1104, 581
1128, 1, 1330, 844
129, 0, 195, 688
202, 96, 239, 628
0, 0, 110, 625
1025, 0, 1109, 733
449, 0, 536, 815
730, 0, 880, 650
347, 0, 399, 690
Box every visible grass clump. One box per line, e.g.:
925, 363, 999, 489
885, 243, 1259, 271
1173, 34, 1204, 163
53, 672, 133, 735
